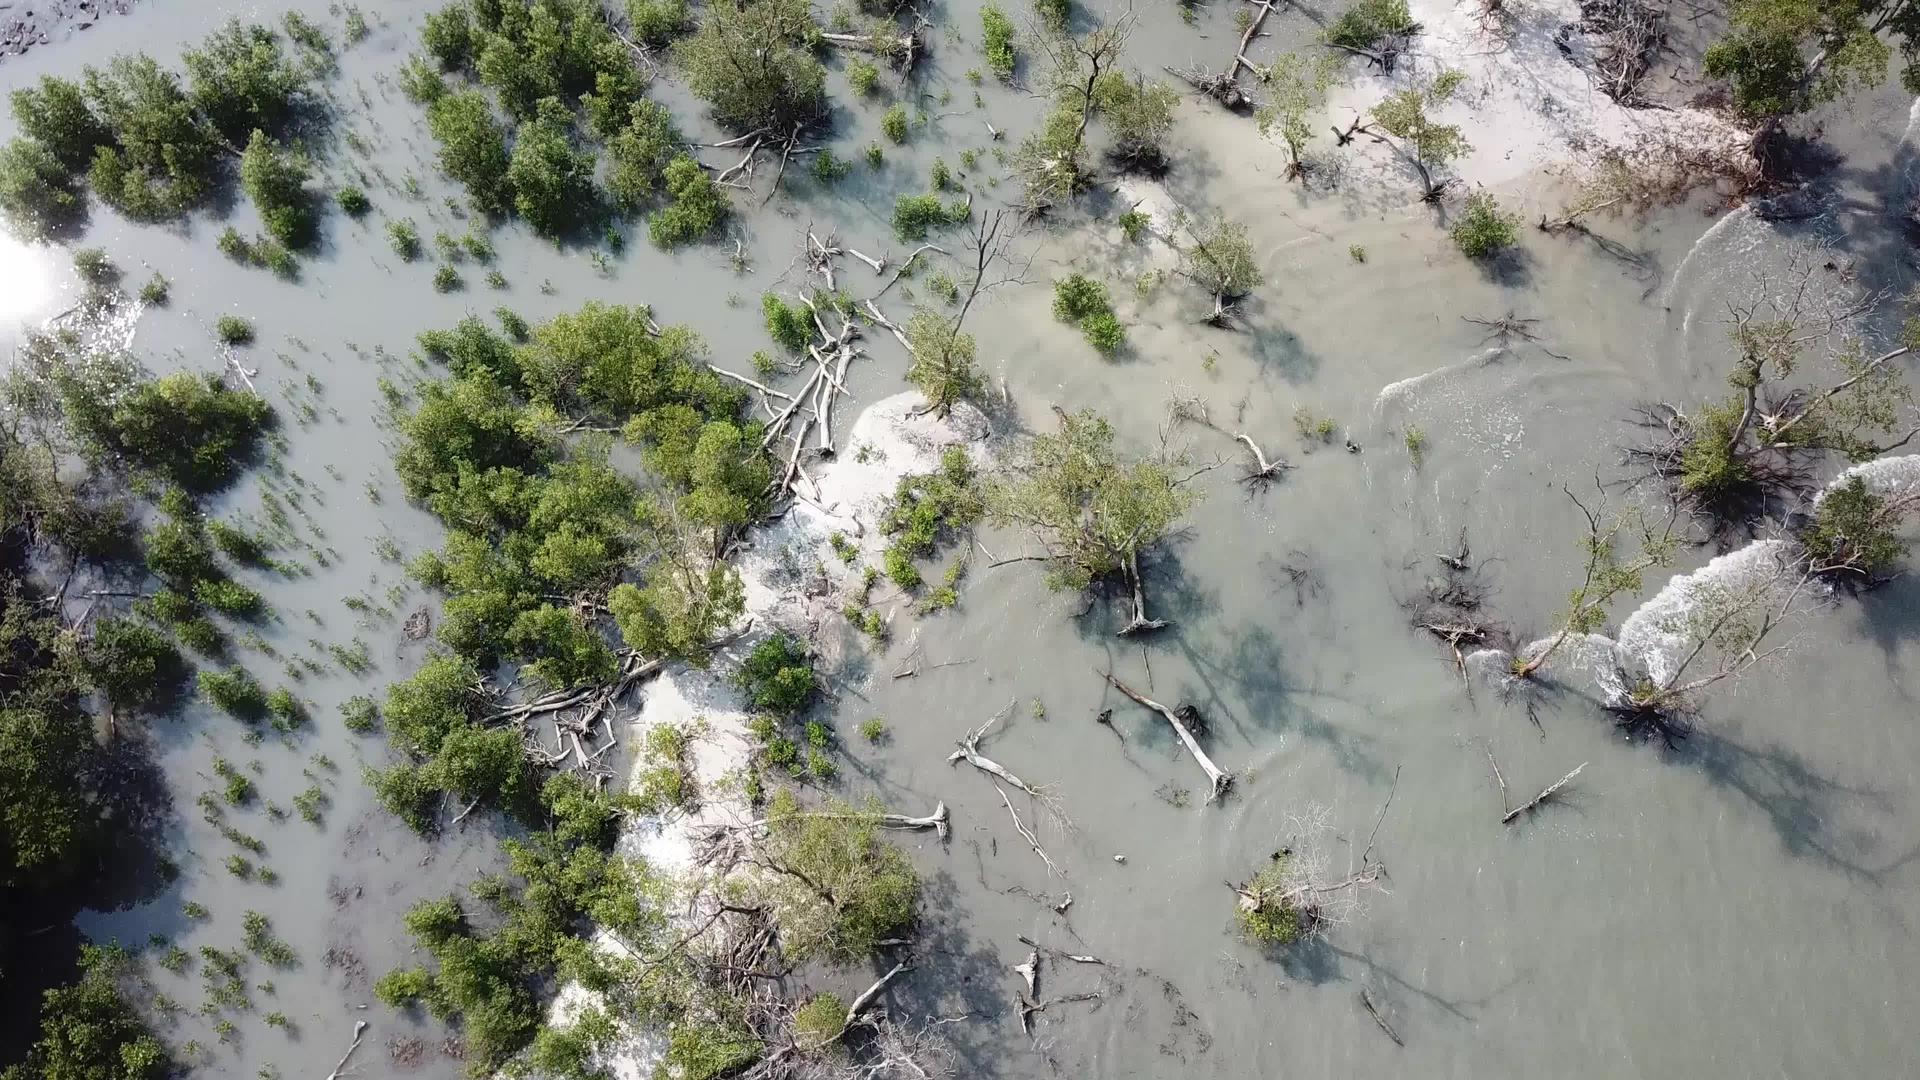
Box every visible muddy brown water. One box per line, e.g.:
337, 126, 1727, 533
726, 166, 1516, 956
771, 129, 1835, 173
2, 1, 1919, 1077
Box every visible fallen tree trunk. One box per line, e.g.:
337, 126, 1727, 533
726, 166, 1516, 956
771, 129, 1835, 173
325, 1021, 369, 1080
1502, 762, 1586, 825
1097, 669, 1232, 801
947, 703, 1044, 796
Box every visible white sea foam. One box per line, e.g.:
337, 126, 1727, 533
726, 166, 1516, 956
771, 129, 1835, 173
1614, 539, 1794, 687
1813, 454, 1920, 509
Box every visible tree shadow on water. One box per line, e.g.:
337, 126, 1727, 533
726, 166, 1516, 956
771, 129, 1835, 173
886, 869, 1020, 1079
1666, 727, 1920, 886
1848, 573, 1920, 691
1169, 617, 1390, 784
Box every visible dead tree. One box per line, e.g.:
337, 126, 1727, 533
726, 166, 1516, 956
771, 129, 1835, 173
818, 11, 929, 73
1230, 803, 1384, 944
1502, 762, 1587, 824
1166, 0, 1278, 111
1097, 668, 1232, 800
1406, 531, 1500, 686
1560, 0, 1666, 104
1169, 393, 1289, 489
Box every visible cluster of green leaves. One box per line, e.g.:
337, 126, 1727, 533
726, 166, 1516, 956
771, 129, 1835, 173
982, 4, 1017, 80
903, 308, 985, 417
1051, 273, 1126, 356
891, 192, 970, 241
847, 58, 882, 97
987, 409, 1198, 594
410, 0, 723, 243
1450, 191, 1520, 260
735, 631, 816, 715
239, 127, 316, 248
0, 945, 169, 1080
631, 719, 698, 813
1092, 71, 1178, 170
0, 19, 327, 236
377, 304, 760, 825
1703, 0, 1920, 120
137, 488, 274, 656
1324, 0, 1418, 49
1012, 101, 1088, 214
879, 447, 984, 592
1803, 475, 1911, 579
1181, 216, 1264, 302
1234, 857, 1303, 945
649, 156, 731, 248
0, 334, 288, 1077
374, 776, 649, 1073
1368, 70, 1469, 197
763, 293, 815, 352
1676, 396, 1753, 500
749, 790, 919, 962
17, 338, 273, 493
679, 0, 826, 133
1254, 52, 1340, 177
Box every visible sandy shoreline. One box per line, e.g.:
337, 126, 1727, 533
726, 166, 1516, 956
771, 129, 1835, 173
1324, 0, 1752, 197
533, 392, 990, 1077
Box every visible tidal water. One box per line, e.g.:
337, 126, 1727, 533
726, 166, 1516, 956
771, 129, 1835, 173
4, 1, 1919, 1077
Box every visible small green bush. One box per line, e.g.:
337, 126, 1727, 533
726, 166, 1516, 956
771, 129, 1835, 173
340, 694, 379, 733
194, 578, 265, 618
1035, 0, 1070, 32
1450, 191, 1520, 260
811, 148, 850, 182
73, 247, 119, 286
649, 155, 729, 248
891, 193, 968, 241
215, 315, 255, 346
1805, 476, 1907, 578
388, 218, 422, 260
859, 717, 888, 742
848, 59, 880, 97
982, 5, 1016, 80
1325, 0, 1418, 49
1053, 273, 1124, 354
763, 293, 813, 351
433, 264, 462, 292
1052, 273, 1110, 322
1118, 208, 1150, 241
200, 668, 269, 721
881, 104, 910, 143
794, 993, 848, 1045
1081, 310, 1126, 356
735, 632, 816, 715
139, 272, 171, 304
1235, 857, 1303, 944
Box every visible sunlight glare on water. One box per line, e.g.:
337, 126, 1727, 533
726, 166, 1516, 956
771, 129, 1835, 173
0, 230, 62, 333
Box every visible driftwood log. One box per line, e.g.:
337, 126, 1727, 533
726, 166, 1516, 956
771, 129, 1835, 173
1097, 669, 1232, 800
